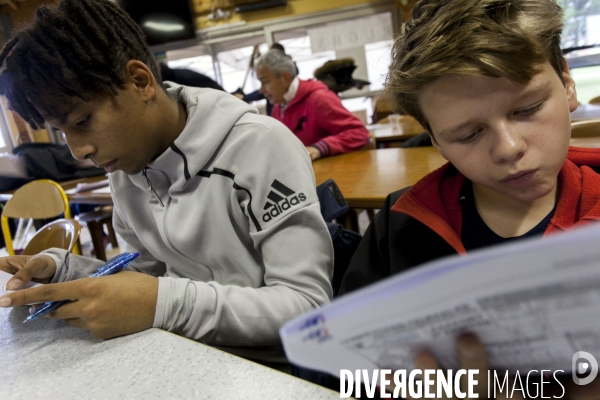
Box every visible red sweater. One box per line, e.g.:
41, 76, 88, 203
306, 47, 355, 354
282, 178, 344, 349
271, 79, 369, 157
391, 147, 600, 253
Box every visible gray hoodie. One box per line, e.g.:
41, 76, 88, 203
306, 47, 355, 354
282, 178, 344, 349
45, 84, 333, 361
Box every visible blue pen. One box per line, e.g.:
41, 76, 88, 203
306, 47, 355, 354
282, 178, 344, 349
23, 252, 140, 323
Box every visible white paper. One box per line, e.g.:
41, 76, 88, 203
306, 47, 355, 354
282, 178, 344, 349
0, 270, 43, 297
280, 222, 600, 377
90, 186, 111, 194
74, 179, 109, 193
65, 180, 109, 195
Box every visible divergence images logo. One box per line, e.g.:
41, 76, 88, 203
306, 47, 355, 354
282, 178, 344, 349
572, 351, 598, 386
262, 179, 306, 222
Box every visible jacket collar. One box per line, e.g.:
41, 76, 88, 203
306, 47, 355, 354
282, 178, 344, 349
391, 147, 600, 254
126, 83, 257, 195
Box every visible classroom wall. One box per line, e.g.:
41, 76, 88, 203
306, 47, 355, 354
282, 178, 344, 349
0, 0, 415, 34
194, 0, 402, 28
0, 0, 49, 31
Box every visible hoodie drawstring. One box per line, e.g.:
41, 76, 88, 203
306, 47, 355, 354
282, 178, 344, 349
142, 167, 165, 207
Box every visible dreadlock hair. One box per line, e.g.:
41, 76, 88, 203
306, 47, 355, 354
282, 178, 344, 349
0, 0, 162, 129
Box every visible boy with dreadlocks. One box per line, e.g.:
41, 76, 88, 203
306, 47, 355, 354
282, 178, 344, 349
0, 0, 333, 362
337, 0, 600, 396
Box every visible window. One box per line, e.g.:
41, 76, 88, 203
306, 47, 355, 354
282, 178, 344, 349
0, 104, 13, 153
570, 64, 600, 103
365, 40, 393, 92
558, 0, 600, 103
277, 35, 336, 80
215, 44, 269, 93
557, 0, 600, 49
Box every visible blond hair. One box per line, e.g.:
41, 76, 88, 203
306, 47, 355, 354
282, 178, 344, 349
386, 0, 565, 133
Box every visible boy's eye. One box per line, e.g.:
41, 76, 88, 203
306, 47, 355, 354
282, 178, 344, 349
76, 114, 91, 127
457, 128, 482, 144
516, 102, 543, 116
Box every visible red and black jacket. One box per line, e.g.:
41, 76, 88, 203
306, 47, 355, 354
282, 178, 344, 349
339, 147, 600, 295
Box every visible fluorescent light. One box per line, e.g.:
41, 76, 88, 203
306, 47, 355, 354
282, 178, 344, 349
143, 21, 185, 32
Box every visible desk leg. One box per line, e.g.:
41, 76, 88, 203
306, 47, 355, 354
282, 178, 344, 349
336, 210, 359, 233
87, 221, 107, 261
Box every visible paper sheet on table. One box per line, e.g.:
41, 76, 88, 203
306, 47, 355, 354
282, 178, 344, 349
90, 186, 111, 194
0, 270, 43, 297
64, 179, 109, 194
280, 222, 600, 378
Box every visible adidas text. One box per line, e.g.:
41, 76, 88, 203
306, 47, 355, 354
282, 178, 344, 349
262, 194, 306, 222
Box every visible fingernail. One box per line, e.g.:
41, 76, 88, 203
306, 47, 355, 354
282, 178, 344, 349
457, 342, 479, 359
7, 279, 22, 290
0, 297, 11, 307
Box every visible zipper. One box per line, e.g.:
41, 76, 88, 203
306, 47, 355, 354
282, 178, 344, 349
142, 167, 165, 207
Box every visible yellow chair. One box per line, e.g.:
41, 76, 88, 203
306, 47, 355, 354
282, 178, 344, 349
22, 219, 81, 255
571, 119, 600, 138
1, 179, 79, 256
589, 96, 600, 105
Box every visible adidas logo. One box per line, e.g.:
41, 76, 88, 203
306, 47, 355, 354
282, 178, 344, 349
262, 179, 307, 222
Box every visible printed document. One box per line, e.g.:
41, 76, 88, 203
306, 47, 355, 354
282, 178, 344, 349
280, 223, 600, 377
0, 270, 43, 297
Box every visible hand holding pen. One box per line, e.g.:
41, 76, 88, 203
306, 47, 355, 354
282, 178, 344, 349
0, 250, 158, 339
24, 252, 140, 323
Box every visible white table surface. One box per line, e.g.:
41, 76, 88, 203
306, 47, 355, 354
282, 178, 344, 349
0, 307, 338, 399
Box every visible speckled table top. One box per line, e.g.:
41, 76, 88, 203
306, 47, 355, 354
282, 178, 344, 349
0, 307, 338, 399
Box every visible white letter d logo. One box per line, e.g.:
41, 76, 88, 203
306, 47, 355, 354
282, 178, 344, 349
572, 351, 598, 386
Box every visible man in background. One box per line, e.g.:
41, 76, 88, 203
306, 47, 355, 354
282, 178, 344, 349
255, 49, 369, 161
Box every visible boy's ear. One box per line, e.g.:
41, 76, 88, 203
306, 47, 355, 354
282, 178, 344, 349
124, 60, 157, 103
282, 71, 293, 85
428, 131, 448, 160
562, 62, 578, 112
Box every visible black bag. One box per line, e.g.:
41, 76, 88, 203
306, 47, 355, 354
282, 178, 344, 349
13, 143, 105, 181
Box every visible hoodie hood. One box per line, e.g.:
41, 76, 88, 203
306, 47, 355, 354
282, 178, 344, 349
128, 83, 258, 194
285, 79, 330, 110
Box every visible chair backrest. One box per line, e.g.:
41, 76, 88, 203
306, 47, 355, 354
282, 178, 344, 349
351, 109, 368, 125
22, 219, 81, 255
1, 179, 72, 256
571, 119, 600, 138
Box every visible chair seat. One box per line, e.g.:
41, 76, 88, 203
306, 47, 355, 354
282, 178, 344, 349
22, 219, 81, 256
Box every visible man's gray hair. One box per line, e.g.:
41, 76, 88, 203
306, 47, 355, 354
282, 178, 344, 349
255, 49, 297, 78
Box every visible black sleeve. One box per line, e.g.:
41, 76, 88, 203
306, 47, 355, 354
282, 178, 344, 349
338, 192, 401, 296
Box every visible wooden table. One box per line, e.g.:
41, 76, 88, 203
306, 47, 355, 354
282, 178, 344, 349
367, 121, 425, 144
571, 104, 600, 122
0, 175, 112, 205
570, 137, 600, 148
4, 147, 447, 211
313, 147, 447, 209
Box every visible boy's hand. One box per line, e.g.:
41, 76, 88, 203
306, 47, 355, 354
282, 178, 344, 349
386, 333, 522, 399
0, 255, 57, 289
0, 271, 158, 339
404, 334, 507, 399
562, 377, 600, 400
397, 333, 599, 399
306, 146, 322, 161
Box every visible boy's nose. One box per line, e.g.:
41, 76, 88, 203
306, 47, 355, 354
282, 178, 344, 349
66, 136, 95, 161
491, 123, 527, 163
